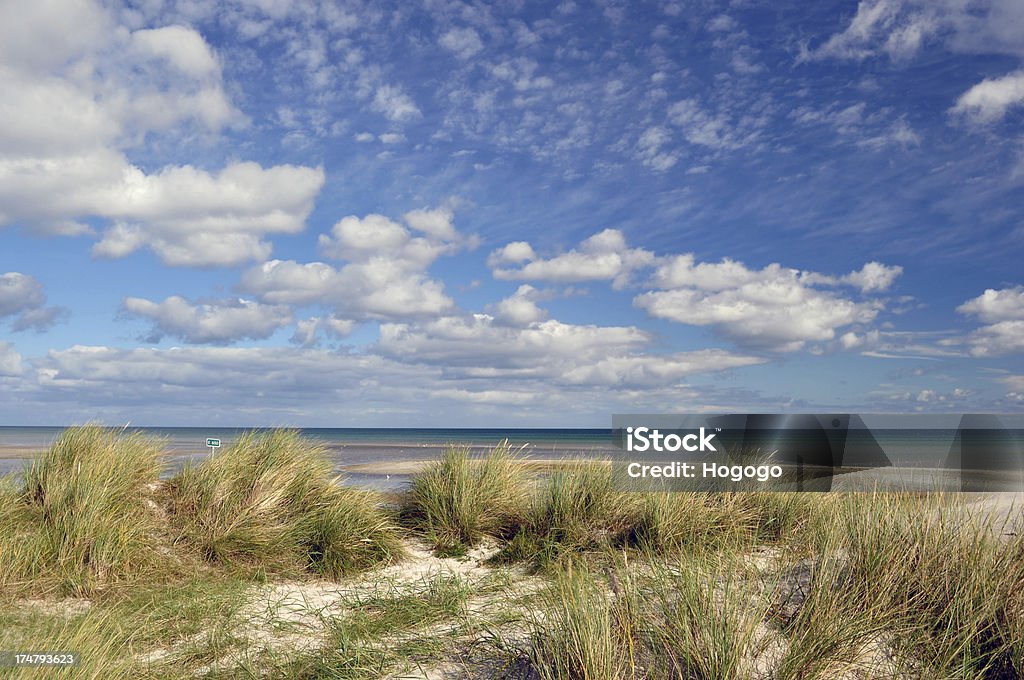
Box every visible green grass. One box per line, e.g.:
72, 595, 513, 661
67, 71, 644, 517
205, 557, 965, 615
1, 425, 165, 596
642, 554, 768, 680
168, 429, 405, 578
0, 577, 251, 679
521, 565, 632, 680
800, 492, 1024, 678
3, 430, 1024, 679
402, 441, 529, 552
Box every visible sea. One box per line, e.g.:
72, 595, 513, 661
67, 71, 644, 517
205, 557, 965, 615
2, 425, 1021, 490
0, 427, 615, 489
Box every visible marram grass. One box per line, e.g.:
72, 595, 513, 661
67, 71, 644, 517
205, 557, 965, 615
401, 441, 529, 552
168, 429, 405, 578
1, 425, 164, 596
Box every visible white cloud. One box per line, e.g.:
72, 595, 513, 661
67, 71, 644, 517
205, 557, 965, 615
999, 375, 1024, 392
490, 58, 554, 91
0, 272, 67, 332
403, 206, 459, 241
11, 307, 69, 333
957, 286, 1024, 356
638, 257, 890, 351
801, 0, 907, 61
0, 272, 45, 317
6, 342, 765, 425
377, 313, 764, 387
951, 70, 1024, 125
0, 342, 23, 377
372, 84, 421, 122
559, 350, 763, 386
801, 0, 1024, 63
487, 241, 537, 266
840, 261, 904, 292
957, 286, 1024, 323
490, 229, 655, 289
965, 322, 1024, 357
0, 0, 325, 266
130, 25, 220, 77
378, 315, 649, 371
122, 296, 294, 344
440, 27, 484, 60
667, 99, 759, 150
87, 162, 325, 266
242, 208, 472, 321
290, 316, 357, 347
857, 119, 921, 149
490, 285, 549, 326
636, 126, 679, 171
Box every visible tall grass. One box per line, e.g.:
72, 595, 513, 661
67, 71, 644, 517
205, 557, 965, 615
402, 441, 528, 552
0, 426, 164, 595
778, 492, 1024, 678
169, 429, 404, 578
524, 565, 632, 680
496, 461, 640, 568
644, 554, 768, 680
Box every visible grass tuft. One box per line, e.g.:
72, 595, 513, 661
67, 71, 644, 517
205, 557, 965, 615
401, 441, 528, 552
169, 429, 404, 578
1, 425, 164, 595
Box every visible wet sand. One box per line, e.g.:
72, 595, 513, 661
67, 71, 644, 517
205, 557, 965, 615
0, 447, 42, 459
341, 457, 606, 475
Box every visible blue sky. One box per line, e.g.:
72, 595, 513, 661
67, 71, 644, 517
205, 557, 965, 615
1, 0, 1023, 426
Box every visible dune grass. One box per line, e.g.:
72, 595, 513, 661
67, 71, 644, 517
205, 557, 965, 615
512, 564, 633, 680
169, 429, 404, 578
0, 425, 165, 596
401, 441, 529, 553
783, 492, 1024, 678
3, 431, 1024, 679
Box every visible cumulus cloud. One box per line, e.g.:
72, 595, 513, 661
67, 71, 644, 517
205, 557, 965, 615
0, 272, 45, 317
0, 0, 325, 266
121, 296, 294, 344
241, 207, 474, 321
951, 70, 1024, 125
637, 257, 891, 351
0, 272, 68, 332
490, 285, 549, 326
957, 286, 1024, 356
957, 286, 1024, 323
86, 162, 325, 266
0, 342, 23, 376
130, 25, 221, 77
839, 261, 904, 292
377, 313, 764, 386
290, 316, 357, 347
489, 229, 655, 289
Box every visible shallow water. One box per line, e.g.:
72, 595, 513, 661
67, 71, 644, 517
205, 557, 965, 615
0, 427, 616, 490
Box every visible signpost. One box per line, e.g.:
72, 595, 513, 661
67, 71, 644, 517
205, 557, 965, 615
206, 438, 221, 455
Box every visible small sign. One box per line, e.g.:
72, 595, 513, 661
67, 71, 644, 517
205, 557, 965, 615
206, 438, 221, 448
